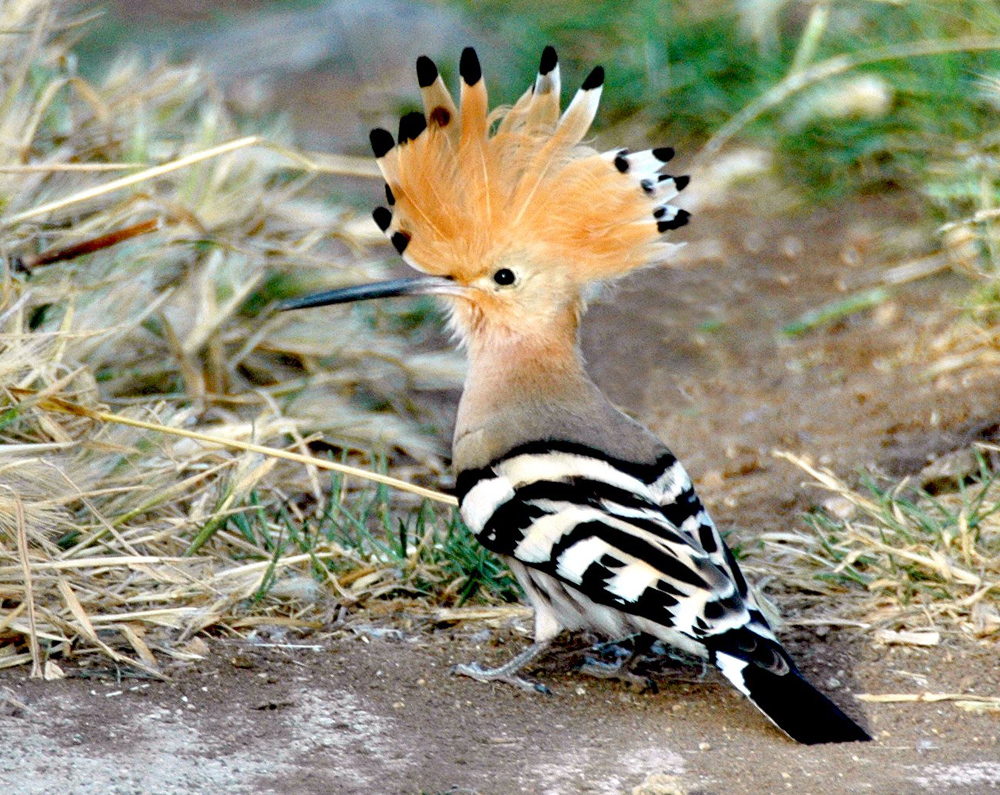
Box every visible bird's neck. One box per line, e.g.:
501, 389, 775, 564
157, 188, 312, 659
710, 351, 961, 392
455, 308, 587, 426
454, 307, 641, 471
451, 306, 670, 472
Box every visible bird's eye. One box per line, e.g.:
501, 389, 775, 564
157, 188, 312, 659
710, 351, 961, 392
493, 268, 516, 286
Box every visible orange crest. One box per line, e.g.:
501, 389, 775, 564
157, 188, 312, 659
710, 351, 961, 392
369, 47, 689, 285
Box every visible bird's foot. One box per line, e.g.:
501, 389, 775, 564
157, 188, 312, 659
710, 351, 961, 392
451, 661, 551, 694
579, 656, 656, 693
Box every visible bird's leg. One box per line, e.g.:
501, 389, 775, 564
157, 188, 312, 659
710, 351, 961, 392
579, 635, 656, 692
453, 572, 560, 692
452, 640, 552, 694
646, 639, 711, 681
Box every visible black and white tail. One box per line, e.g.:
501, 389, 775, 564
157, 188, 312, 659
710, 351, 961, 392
710, 629, 872, 745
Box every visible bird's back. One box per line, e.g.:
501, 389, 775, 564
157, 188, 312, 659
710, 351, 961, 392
454, 391, 774, 658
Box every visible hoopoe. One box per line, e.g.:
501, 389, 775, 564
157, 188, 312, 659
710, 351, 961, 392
283, 47, 871, 745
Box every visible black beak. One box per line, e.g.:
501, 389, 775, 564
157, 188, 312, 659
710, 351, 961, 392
279, 276, 461, 311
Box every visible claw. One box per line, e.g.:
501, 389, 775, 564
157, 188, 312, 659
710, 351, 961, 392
579, 656, 656, 693
449, 639, 552, 693
451, 661, 551, 694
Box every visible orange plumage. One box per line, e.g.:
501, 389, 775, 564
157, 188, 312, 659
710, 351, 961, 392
370, 48, 689, 289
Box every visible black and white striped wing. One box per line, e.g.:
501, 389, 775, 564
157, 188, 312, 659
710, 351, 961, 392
455, 440, 758, 645
644, 452, 777, 641
455, 439, 872, 744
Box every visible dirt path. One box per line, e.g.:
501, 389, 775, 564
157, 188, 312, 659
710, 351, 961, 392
3, 625, 999, 794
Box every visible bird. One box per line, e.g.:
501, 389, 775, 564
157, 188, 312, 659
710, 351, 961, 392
281, 46, 872, 745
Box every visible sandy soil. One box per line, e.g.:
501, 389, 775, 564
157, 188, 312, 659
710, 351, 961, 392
2, 622, 999, 794
6, 4, 1000, 793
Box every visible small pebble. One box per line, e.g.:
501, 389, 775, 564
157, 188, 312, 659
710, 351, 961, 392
698, 470, 724, 490
781, 235, 803, 258
743, 231, 765, 253
632, 773, 688, 795
822, 496, 857, 521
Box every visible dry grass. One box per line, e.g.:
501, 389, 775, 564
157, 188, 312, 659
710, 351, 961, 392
761, 452, 1000, 643
0, 2, 480, 677
3, 2, 998, 679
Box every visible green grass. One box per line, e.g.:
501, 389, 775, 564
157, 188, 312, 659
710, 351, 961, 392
781, 288, 891, 337
764, 451, 1000, 636
207, 473, 521, 609
452, 0, 1000, 204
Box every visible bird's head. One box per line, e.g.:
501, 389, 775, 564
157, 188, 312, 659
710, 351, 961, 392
282, 47, 690, 351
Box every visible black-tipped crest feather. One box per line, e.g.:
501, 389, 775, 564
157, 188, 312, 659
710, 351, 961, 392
581, 65, 604, 90
372, 206, 392, 231
539, 45, 557, 75
369, 128, 395, 158
416, 55, 438, 88
397, 112, 427, 144
460, 47, 482, 86
658, 210, 690, 232
391, 230, 411, 254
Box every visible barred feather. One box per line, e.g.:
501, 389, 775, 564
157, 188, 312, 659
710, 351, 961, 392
455, 439, 870, 744
456, 441, 757, 641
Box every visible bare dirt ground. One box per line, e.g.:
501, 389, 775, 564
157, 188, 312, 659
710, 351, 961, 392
6, 4, 1000, 793
2, 624, 999, 795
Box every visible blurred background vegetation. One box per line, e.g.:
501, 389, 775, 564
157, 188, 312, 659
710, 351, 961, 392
77, 0, 1000, 206
1, 0, 998, 673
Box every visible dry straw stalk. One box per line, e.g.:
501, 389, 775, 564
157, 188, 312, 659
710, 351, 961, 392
1, 1, 465, 674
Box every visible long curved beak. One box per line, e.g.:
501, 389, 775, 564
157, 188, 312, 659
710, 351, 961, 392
279, 276, 462, 311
